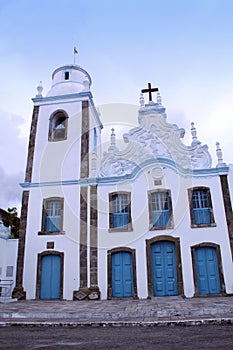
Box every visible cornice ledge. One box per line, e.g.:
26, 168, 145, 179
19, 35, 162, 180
32, 91, 93, 104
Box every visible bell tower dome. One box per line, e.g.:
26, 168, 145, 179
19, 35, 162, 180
47, 64, 92, 97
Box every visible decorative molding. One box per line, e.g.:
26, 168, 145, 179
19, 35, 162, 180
20, 164, 229, 189
99, 105, 213, 178
32, 92, 103, 130
151, 166, 164, 180
32, 92, 93, 103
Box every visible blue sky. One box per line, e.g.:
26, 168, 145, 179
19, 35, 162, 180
0, 0, 233, 209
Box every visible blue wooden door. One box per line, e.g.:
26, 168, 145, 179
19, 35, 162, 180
151, 241, 178, 296
112, 252, 133, 297
40, 255, 61, 300
195, 247, 220, 295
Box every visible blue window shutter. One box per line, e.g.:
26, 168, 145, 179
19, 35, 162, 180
193, 208, 211, 225
152, 210, 170, 227
112, 194, 129, 229
46, 216, 60, 232
45, 199, 62, 232
113, 213, 128, 229
151, 192, 171, 227
192, 189, 211, 225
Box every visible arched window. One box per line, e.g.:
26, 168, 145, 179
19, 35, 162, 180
49, 110, 68, 141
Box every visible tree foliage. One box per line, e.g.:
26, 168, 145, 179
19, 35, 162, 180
2, 207, 20, 239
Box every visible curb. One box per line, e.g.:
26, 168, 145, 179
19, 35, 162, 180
1, 317, 233, 327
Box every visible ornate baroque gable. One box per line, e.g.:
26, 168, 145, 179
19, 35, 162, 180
99, 100, 212, 178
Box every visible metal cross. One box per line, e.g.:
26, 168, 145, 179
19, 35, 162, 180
141, 83, 158, 101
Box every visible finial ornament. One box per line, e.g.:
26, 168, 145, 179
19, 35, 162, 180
83, 77, 90, 91
191, 122, 197, 140
108, 128, 117, 152
216, 142, 226, 167
157, 92, 162, 105
139, 93, 145, 107
36, 81, 43, 97
191, 122, 200, 146
111, 128, 116, 146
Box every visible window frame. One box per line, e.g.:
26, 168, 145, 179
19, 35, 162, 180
148, 189, 174, 230
188, 187, 216, 228
48, 110, 68, 142
109, 191, 133, 232
64, 71, 70, 80
39, 197, 65, 235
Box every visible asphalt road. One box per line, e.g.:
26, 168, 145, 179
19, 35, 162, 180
0, 324, 233, 349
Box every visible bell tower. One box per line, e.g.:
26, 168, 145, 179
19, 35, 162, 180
13, 63, 102, 300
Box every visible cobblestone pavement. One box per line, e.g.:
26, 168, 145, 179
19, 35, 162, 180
1, 296, 233, 326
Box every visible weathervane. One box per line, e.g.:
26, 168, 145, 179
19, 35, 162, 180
74, 47, 78, 64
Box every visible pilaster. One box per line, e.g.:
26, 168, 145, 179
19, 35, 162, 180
220, 175, 233, 259
12, 106, 40, 300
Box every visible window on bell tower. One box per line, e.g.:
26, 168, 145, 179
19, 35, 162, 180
64, 71, 70, 80
48, 110, 68, 141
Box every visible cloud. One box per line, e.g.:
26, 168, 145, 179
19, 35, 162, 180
0, 167, 23, 211
0, 110, 28, 174
0, 110, 27, 210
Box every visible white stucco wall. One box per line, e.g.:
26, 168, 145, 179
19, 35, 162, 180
32, 101, 83, 184
0, 238, 18, 296
23, 184, 82, 300
98, 164, 233, 299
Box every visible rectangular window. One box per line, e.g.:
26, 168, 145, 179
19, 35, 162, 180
109, 192, 132, 231
40, 198, 64, 234
192, 190, 210, 224
149, 190, 173, 230
45, 200, 61, 231
6, 266, 13, 277
64, 71, 70, 80
188, 187, 215, 227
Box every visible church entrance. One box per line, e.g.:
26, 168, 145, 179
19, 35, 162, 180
40, 254, 61, 300
151, 241, 178, 296
111, 251, 134, 298
194, 246, 221, 295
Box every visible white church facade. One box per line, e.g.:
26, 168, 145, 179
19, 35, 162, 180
13, 62, 233, 301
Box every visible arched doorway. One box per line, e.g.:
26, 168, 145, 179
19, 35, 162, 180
192, 244, 224, 295
37, 251, 64, 300
147, 236, 183, 298
151, 241, 178, 296
108, 248, 138, 299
